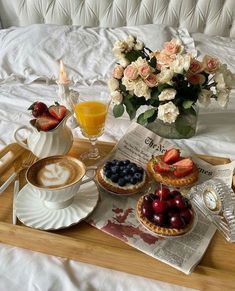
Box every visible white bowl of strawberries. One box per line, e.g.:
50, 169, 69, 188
14, 101, 73, 158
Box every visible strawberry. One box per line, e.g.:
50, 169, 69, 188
173, 158, 194, 177
35, 116, 59, 131
49, 104, 67, 121
173, 158, 194, 168
163, 148, 180, 164
173, 166, 193, 178
153, 161, 172, 173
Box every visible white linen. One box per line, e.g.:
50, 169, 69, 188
0, 24, 196, 85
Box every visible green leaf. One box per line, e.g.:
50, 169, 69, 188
147, 111, 158, 123
113, 104, 124, 118
125, 50, 143, 62
143, 108, 156, 120
149, 57, 156, 69
182, 100, 194, 109
137, 113, 147, 125
157, 83, 171, 93
175, 115, 193, 136
123, 98, 136, 120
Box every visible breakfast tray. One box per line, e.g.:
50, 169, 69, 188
0, 139, 235, 291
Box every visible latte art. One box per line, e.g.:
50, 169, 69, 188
37, 162, 76, 187
27, 156, 85, 189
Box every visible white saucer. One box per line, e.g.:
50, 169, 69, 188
15, 180, 99, 230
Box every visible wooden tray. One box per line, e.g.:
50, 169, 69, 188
0, 139, 235, 291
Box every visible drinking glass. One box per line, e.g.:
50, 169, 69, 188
74, 92, 110, 161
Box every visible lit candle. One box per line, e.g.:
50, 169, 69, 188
59, 60, 70, 84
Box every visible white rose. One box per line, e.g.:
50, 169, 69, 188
113, 40, 128, 53
198, 89, 212, 107
133, 79, 151, 100
112, 49, 125, 60
217, 89, 230, 108
135, 57, 147, 67
119, 58, 130, 68
157, 101, 179, 123
215, 65, 235, 89
157, 68, 174, 84
126, 35, 136, 50
134, 40, 144, 50
108, 78, 119, 91
111, 91, 123, 105
158, 88, 176, 101
171, 54, 191, 74
122, 77, 137, 91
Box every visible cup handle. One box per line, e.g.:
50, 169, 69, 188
81, 166, 97, 185
14, 126, 33, 150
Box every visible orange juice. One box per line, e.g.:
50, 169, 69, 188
74, 101, 108, 137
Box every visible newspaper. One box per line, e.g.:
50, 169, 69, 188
87, 122, 235, 274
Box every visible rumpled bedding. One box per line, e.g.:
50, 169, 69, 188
0, 23, 235, 291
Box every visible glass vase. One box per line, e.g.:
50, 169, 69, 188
146, 106, 198, 139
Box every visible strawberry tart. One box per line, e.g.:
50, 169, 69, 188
147, 148, 199, 187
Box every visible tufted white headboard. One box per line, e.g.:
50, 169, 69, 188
0, 0, 234, 37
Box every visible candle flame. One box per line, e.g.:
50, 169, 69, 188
59, 60, 69, 83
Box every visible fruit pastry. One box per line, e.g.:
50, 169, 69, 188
137, 186, 195, 236
96, 159, 148, 195
147, 148, 199, 187
28, 101, 68, 131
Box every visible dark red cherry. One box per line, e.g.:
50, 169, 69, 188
152, 213, 167, 227
155, 187, 171, 200
141, 201, 154, 219
152, 200, 168, 213
170, 190, 181, 198
174, 195, 187, 209
180, 209, 193, 224
170, 214, 185, 229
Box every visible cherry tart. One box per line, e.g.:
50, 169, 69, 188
137, 187, 195, 237
147, 148, 199, 187
96, 159, 148, 195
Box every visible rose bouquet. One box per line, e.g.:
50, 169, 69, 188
108, 35, 235, 137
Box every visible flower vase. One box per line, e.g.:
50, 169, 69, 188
146, 106, 198, 139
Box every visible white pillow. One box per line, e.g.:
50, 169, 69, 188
0, 24, 196, 85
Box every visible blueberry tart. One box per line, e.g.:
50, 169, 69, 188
96, 159, 148, 195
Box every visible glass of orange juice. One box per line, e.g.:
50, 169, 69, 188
74, 92, 110, 161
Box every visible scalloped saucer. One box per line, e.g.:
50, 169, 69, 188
15, 180, 99, 230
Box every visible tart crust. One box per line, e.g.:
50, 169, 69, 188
137, 196, 195, 236
147, 155, 199, 187
96, 166, 149, 195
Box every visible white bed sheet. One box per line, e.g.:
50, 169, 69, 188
0, 30, 235, 291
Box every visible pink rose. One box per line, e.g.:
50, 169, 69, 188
203, 55, 220, 74
188, 74, 206, 85
124, 65, 138, 80
163, 39, 183, 55
112, 65, 124, 79
144, 74, 158, 87
155, 51, 175, 66
138, 64, 152, 78
189, 59, 204, 75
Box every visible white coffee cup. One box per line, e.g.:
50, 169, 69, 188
26, 155, 96, 209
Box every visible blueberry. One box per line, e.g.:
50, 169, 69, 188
130, 177, 138, 185
122, 168, 129, 175
117, 161, 124, 167
104, 170, 112, 179
111, 174, 119, 183
124, 175, 132, 183
136, 166, 144, 174
123, 160, 130, 165
134, 172, 142, 181
111, 159, 118, 165
118, 178, 126, 187
111, 166, 119, 174
129, 166, 137, 174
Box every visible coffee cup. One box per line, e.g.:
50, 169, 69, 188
26, 155, 96, 209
